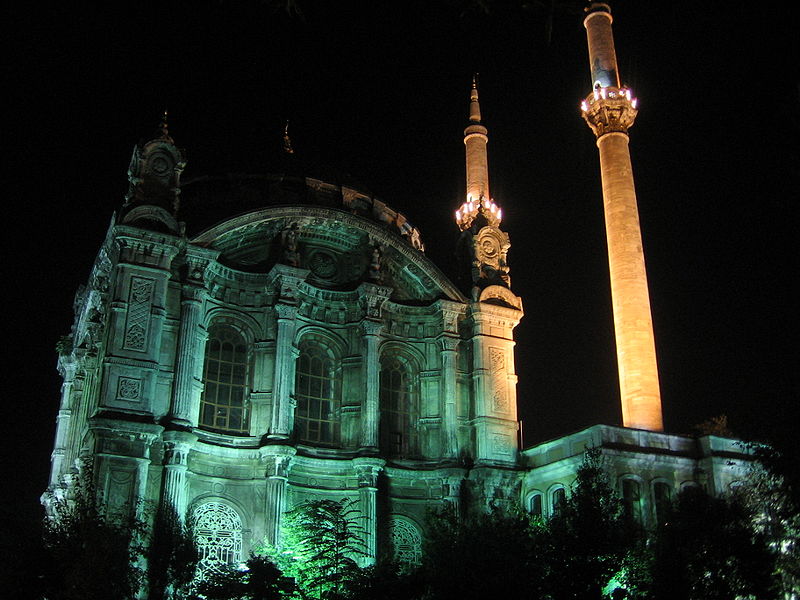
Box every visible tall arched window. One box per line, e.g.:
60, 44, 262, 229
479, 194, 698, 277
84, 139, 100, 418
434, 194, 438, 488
653, 481, 671, 526
380, 354, 418, 458
622, 478, 643, 525
528, 492, 543, 518
200, 325, 250, 434
551, 486, 566, 515
295, 339, 340, 445
193, 502, 243, 575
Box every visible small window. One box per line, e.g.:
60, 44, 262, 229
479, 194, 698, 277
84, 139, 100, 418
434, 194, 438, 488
529, 493, 543, 518
200, 325, 250, 434
622, 479, 643, 524
551, 487, 566, 514
653, 481, 671, 525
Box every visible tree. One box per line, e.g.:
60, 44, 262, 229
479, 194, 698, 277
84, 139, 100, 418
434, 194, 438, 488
278, 498, 366, 599
190, 554, 295, 600
649, 486, 778, 600
40, 466, 147, 600
147, 505, 200, 600
543, 447, 633, 600
419, 502, 548, 600
739, 443, 800, 598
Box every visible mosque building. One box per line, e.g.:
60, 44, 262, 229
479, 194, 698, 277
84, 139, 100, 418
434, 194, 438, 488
43, 2, 749, 571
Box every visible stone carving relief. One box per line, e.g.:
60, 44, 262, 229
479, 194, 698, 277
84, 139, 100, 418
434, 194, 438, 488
123, 276, 153, 351
116, 377, 141, 401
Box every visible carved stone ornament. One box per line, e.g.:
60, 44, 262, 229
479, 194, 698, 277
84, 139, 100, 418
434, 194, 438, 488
474, 226, 510, 286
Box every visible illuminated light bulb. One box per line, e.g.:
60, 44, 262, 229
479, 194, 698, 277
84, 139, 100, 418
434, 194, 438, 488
581, 101, 588, 112
497, 208, 502, 220
593, 89, 600, 100
600, 87, 607, 99
631, 98, 638, 109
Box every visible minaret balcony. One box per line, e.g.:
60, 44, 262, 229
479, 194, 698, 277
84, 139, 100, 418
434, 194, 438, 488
581, 86, 638, 137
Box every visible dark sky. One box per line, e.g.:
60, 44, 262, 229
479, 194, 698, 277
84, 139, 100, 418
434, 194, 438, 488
6, 1, 797, 518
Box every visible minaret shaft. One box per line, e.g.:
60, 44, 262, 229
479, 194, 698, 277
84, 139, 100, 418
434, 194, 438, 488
597, 132, 662, 431
583, 3, 663, 432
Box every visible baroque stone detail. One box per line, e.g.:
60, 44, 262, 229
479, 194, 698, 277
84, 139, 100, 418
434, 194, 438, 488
116, 377, 141, 401
123, 277, 153, 351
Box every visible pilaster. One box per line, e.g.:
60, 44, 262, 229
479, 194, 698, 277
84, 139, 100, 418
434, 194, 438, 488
360, 319, 383, 451
260, 445, 296, 547
352, 457, 385, 565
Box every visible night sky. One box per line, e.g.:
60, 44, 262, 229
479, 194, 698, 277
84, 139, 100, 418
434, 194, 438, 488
5, 1, 797, 520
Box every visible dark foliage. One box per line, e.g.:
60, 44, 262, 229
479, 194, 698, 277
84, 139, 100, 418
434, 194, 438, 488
543, 447, 632, 600
650, 486, 778, 600
190, 554, 294, 600
39, 469, 146, 600
419, 502, 547, 600
148, 505, 200, 600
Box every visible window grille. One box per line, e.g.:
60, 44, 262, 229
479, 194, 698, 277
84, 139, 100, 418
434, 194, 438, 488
200, 325, 250, 434
295, 340, 340, 445
390, 516, 422, 565
193, 502, 243, 575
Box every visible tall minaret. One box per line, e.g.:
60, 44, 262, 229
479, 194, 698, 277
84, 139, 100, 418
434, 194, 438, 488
456, 77, 511, 294
581, 3, 663, 432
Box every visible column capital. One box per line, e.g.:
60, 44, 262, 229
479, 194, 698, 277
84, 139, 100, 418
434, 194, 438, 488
352, 457, 385, 488
361, 319, 384, 337
260, 445, 296, 479
273, 302, 298, 320
438, 334, 461, 353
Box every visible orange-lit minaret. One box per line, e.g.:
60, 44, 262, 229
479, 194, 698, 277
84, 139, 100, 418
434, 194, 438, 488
581, 3, 664, 431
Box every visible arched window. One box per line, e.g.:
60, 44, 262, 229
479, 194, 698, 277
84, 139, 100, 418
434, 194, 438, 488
528, 492, 543, 518
622, 478, 643, 524
379, 354, 419, 458
295, 339, 340, 445
653, 481, 671, 525
390, 516, 422, 566
551, 486, 566, 515
200, 325, 250, 434
193, 502, 243, 575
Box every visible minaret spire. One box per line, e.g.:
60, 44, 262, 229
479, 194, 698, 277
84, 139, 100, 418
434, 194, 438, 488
457, 75, 500, 232
581, 2, 664, 432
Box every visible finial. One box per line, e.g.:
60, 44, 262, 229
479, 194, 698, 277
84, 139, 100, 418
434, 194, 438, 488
158, 110, 174, 143
283, 120, 295, 154
469, 74, 481, 123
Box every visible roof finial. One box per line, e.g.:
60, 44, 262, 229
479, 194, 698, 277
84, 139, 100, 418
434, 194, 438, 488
159, 110, 170, 140
283, 120, 295, 154
469, 73, 481, 123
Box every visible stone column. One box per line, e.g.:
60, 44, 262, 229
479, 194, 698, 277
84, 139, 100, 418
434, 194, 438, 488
160, 431, 196, 522
439, 336, 460, 461
353, 457, 385, 565
261, 446, 295, 547
360, 320, 383, 451
169, 286, 203, 426
270, 303, 298, 439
